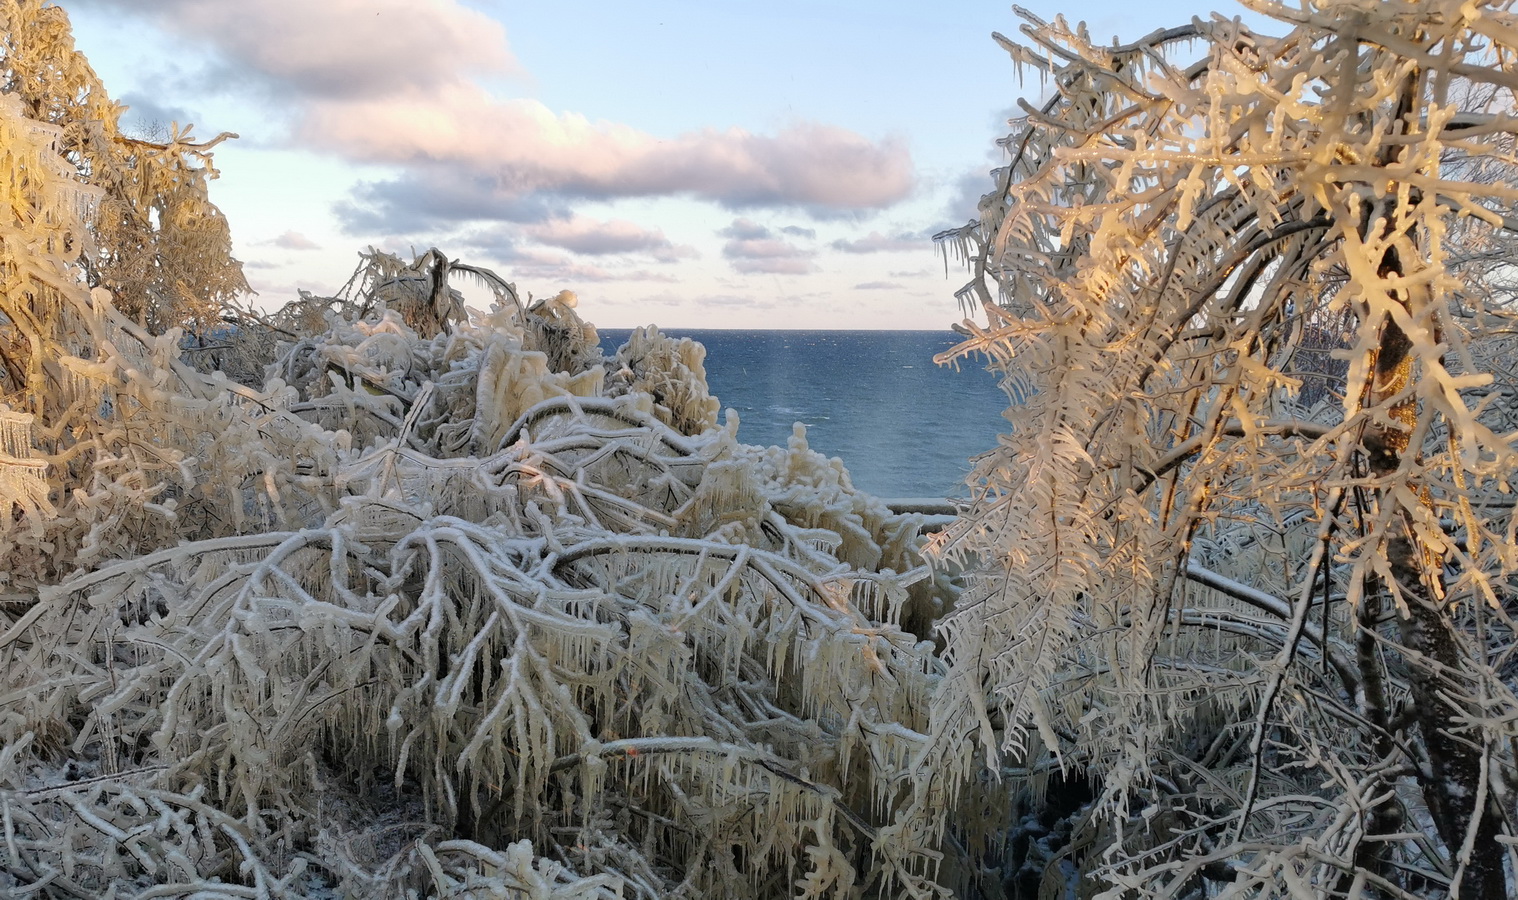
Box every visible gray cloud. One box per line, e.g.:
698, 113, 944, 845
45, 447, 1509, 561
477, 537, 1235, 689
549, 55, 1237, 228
447, 238, 679, 286
517, 262, 678, 284
703, 294, 777, 308
117, 92, 198, 138
723, 238, 807, 260
718, 218, 772, 241
854, 281, 904, 290
628, 292, 774, 311
830, 230, 928, 254
334, 165, 565, 233
941, 168, 997, 231
781, 225, 817, 239
728, 257, 818, 276
454, 227, 522, 260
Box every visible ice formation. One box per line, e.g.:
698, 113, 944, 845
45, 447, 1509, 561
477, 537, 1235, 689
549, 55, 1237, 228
0, 244, 973, 897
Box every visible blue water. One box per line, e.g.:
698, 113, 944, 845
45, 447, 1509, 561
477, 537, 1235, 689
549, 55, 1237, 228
598, 329, 1010, 499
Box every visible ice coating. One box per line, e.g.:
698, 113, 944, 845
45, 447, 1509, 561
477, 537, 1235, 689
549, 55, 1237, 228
0, 246, 964, 898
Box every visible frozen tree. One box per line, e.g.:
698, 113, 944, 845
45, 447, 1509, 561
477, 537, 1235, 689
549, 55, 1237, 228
0, 0, 249, 589
0, 0, 245, 339
934, 1, 1518, 897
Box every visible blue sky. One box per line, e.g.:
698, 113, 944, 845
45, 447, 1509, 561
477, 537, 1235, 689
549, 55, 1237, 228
63, 0, 1253, 329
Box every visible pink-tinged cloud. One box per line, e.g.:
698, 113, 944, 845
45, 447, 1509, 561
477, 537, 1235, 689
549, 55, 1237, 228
265, 230, 322, 250
831, 231, 927, 253
526, 217, 693, 259
305, 88, 914, 211
525, 264, 678, 285
75, 0, 517, 99
721, 229, 818, 275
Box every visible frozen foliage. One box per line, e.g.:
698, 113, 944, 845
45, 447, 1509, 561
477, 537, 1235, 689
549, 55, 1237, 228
0, 255, 965, 895
605, 326, 720, 437
934, 1, 1518, 897
0, 245, 968, 896
0, 12, 974, 891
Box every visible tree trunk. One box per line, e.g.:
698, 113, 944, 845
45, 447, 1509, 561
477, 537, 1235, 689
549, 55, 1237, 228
1364, 285, 1505, 900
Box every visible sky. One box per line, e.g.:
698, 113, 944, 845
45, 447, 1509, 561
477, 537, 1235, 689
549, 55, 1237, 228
63, 0, 1259, 330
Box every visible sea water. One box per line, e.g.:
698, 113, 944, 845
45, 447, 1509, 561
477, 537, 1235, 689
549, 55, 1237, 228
599, 329, 1010, 499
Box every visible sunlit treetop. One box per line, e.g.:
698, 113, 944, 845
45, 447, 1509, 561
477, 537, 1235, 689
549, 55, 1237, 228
0, 0, 245, 349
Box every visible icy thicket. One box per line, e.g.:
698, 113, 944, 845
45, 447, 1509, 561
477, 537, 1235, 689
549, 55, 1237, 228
0, 238, 980, 895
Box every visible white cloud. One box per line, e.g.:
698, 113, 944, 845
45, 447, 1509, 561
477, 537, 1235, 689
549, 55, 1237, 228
76, 0, 518, 99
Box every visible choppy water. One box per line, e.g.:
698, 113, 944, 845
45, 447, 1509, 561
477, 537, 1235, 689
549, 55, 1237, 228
598, 329, 1010, 499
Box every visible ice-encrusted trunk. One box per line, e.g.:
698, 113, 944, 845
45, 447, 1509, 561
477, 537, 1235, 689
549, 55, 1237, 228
1364, 244, 1506, 899
1349, 69, 1507, 898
